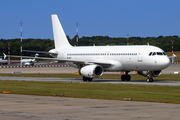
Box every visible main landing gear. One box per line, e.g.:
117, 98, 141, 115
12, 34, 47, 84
83, 76, 93, 82
121, 71, 131, 81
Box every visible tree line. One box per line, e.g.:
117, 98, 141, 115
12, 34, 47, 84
0, 35, 179, 56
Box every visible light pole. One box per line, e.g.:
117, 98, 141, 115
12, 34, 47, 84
20, 21, 24, 67
7, 41, 11, 64
171, 40, 175, 64
76, 22, 80, 46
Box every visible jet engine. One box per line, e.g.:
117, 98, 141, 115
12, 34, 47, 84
137, 70, 161, 77
79, 65, 103, 78
48, 49, 58, 58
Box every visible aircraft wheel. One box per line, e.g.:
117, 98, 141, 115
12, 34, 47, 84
121, 75, 126, 81
147, 78, 150, 82
83, 76, 87, 82
147, 78, 153, 82
126, 75, 131, 81
88, 78, 93, 82
149, 78, 153, 82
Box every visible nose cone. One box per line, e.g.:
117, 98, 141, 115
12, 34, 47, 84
160, 57, 170, 69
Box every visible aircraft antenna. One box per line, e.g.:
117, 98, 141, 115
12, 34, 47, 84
171, 40, 175, 64
76, 22, 80, 46
127, 33, 129, 45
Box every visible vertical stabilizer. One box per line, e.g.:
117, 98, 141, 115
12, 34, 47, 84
51, 14, 72, 49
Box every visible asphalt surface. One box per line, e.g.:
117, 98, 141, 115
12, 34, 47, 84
1, 94, 180, 120
0, 76, 180, 86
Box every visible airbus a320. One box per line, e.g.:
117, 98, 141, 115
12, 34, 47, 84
5, 14, 174, 82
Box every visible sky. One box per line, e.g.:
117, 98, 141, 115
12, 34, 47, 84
1, 0, 180, 40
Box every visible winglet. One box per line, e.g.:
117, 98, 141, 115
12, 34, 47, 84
3, 53, 7, 59
168, 54, 177, 58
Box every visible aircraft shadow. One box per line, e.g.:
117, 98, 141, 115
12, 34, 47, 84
90, 79, 177, 83
67, 78, 178, 83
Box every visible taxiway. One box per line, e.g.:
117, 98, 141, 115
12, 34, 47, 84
0, 76, 180, 86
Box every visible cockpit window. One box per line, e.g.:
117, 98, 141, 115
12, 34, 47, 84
149, 52, 167, 56
163, 52, 166, 55
152, 52, 156, 56
149, 52, 152, 56
157, 52, 163, 55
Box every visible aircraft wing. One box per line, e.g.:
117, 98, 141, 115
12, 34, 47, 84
88, 61, 111, 68
5, 54, 83, 63
4, 53, 111, 67
3, 54, 86, 63
23, 50, 58, 55
168, 54, 177, 58
67, 60, 112, 68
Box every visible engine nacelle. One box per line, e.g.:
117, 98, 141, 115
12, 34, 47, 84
24, 62, 34, 66
137, 70, 161, 77
79, 65, 103, 78
48, 49, 58, 58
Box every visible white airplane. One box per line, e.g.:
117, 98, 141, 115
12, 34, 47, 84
5, 14, 174, 82
21, 53, 39, 66
0, 56, 8, 65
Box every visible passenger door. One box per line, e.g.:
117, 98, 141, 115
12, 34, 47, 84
138, 48, 145, 62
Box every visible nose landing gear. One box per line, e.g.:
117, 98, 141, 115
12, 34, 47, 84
147, 76, 153, 82
147, 72, 153, 82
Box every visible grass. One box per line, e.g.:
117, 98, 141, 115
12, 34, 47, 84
0, 73, 180, 104
1, 80, 180, 104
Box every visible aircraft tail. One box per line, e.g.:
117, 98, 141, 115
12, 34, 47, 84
51, 14, 72, 49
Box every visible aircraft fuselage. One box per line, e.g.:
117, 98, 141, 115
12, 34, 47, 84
56, 45, 170, 72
